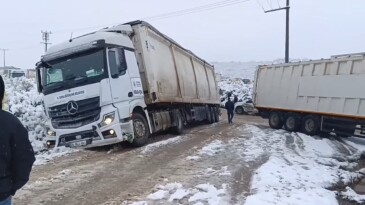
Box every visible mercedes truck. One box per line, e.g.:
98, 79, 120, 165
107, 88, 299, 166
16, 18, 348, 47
36, 21, 220, 148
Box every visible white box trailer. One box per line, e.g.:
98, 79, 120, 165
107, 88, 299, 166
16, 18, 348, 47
254, 53, 365, 137
129, 21, 219, 105
36, 21, 220, 148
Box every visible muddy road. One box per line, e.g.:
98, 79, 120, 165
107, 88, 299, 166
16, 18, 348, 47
14, 115, 267, 205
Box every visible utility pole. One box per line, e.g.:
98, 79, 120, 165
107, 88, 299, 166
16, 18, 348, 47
265, 0, 290, 63
41, 30, 52, 53
0, 48, 9, 67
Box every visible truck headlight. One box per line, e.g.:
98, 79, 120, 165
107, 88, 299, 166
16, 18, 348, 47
47, 128, 56, 136
98, 112, 115, 127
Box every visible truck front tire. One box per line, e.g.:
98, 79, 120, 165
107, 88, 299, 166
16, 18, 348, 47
131, 113, 150, 147
269, 111, 283, 129
236, 106, 244, 115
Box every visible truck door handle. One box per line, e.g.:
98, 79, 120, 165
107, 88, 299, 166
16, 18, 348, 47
128, 92, 133, 97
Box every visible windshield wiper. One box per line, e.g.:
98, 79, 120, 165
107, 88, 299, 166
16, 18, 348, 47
75, 76, 88, 84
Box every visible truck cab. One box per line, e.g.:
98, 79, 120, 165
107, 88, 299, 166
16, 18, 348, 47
36, 25, 147, 148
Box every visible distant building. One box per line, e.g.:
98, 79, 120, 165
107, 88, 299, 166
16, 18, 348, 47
0, 66, 25, 78
215, 73, 222, 82
0, 66, 21, 75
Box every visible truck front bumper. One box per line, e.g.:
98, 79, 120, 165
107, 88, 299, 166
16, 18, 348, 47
51, 108, 134, 148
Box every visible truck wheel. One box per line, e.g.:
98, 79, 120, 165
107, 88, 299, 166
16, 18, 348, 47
301, 115, 320, 136
206, 106, 214, 124
284, 113, 301, 132
269, 111, 283, 129
172, 112, 184, 134
130, 113, 149, 147
236, 106, 244, 115
213, 107, 219, 122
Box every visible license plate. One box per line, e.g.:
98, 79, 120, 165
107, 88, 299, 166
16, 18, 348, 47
69, 140, 88, 148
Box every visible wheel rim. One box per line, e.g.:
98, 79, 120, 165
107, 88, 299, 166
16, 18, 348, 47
271, 114, 279, 126
305, 119, 315, 132
134, 119, 146, 138
286, 117, 295, 129
237, 107, 243, 114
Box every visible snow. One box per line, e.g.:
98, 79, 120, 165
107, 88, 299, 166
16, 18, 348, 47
197, 140, 225, 156
129, 182, 228, 205
218, 78, 253, 106
339, 187, 365, 204
147, 190, 169, 200
242, 125, 363, 205
141, 136, 188, 154
34, 146, 78, 165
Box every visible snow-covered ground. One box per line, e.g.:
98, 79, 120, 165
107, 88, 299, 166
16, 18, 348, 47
124, 124, 365, 205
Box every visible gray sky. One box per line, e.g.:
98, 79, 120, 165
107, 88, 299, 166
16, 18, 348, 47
1, 0, 364, 69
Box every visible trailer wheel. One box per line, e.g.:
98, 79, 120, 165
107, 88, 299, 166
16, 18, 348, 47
269, 111, 283, 129
206, 106, 214, 124
214, 107, 219, 122
130, 113, 149, 147
284, 113, 301, 132
301, 115, 320, 136
235, 106, 245, 115
172, 112, 184, 134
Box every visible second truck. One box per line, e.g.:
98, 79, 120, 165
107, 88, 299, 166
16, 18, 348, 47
36, 21, 220, 148
254, 53, 365, 137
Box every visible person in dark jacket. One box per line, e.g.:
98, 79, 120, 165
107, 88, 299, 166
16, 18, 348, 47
233, 95, 238, 104
0, 76, 35, 205
225, 94, 235, 124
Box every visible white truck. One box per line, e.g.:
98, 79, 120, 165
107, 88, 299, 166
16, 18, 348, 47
35, 21, 220, 148
254, 53, 365, 137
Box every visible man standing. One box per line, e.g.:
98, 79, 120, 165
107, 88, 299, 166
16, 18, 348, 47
0, 76, 35, 205
225, 94, 235, 124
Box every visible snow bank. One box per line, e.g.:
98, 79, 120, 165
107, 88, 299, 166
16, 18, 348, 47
339, 187, 365, 204
3, 77, 46, 153
218, 78, 253, 106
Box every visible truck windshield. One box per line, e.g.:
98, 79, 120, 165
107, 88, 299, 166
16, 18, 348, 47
42, 49, 107, 94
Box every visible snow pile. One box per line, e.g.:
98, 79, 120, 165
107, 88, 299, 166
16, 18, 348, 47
218, 78, 253, 107
3, 77, 46, 153
34, 147, 79, 165
339, 186, 365, 204
241, 125, 362, 205
129, 182, 228, 205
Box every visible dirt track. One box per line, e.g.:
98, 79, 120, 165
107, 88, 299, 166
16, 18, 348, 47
14, 115, 267, 205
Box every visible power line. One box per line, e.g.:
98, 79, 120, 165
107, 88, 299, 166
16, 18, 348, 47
0, 48, 9, 67
54, 0, 250, 33
41, 30, 52, 53
142, 0, 248, 21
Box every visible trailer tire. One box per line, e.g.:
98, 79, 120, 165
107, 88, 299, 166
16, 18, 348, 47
214, 107, 219, 122
284, 113, 301, 132
206, 106, 214, 124
301, 115, 320, 136
172, 112, 184, 134
269, 111, 283, 129
130, 113, 149, 147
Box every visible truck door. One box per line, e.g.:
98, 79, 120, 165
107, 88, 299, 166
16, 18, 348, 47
107, 48, 133, 103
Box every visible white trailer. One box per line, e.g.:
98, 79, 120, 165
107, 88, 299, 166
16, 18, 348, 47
254, 53, 365, 137
36, 21, 219, 148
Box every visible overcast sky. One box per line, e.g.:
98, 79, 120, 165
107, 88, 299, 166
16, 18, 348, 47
1, 0, 364, 69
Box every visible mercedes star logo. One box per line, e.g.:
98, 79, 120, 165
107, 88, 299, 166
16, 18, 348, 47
66, 101, 79, 115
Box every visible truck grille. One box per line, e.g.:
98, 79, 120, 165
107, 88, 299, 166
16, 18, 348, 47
48, 97, 101, 129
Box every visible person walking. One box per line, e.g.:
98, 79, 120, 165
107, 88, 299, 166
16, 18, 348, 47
233, 95, 238, 104
0, 76, 35, 205
225, 94, 235, 124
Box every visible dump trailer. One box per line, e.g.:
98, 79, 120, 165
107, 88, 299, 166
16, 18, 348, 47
36, 20, 220, 148
253, 53, 365, 137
